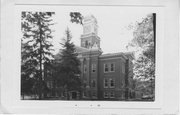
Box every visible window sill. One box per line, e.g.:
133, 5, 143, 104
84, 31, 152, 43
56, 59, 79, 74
109, 87, 115, 88
104, 71, 115, 73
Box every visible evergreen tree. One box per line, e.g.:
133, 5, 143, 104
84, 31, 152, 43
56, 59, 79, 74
21, 12, 55, 99
57, 28, 81, 99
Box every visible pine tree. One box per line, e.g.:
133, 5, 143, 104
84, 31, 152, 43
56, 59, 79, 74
21, 12, 55, 99
57, 28, 81, 99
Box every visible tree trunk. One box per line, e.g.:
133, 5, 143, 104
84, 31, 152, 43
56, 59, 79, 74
38, 15, 43, 100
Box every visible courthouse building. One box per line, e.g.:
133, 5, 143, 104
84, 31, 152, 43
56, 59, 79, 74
45, 15, 135, 100
74, 15, 135, 100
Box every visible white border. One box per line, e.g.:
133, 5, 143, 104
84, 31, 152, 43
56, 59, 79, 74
1, 0, 179, 114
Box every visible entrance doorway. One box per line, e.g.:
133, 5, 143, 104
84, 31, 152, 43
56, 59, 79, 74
71, 91, 77, 99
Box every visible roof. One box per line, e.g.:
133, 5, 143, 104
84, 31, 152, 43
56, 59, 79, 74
75, 46, 90, 53
75, 45, 103, 54
100, 52, 134, 60
100, 52, 126, 59
100, 52, 123, 57
54, 45, 133, 61
123, 52, 134, 60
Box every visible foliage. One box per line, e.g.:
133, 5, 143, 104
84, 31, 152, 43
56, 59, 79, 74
129, 14, 155, 61
21, 75, 34, 97
21, 12, 55, 99
70, 12, 83, 25
128, 13, 155, 97
56, 28, 82, 93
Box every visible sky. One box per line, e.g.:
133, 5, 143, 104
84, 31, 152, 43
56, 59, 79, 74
50, 6, 152, 54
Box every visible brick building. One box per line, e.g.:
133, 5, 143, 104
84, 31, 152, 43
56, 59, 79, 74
45, 15, 135, 100
75, 15, 135, 100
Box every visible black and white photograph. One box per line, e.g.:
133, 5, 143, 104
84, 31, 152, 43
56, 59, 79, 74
1, 0, 179, 114
21, 7, 156, 101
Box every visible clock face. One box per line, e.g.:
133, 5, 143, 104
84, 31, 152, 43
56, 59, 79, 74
84, 25, 91, 34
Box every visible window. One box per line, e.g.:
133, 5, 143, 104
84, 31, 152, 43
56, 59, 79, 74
110, 91, 115, 98
92, 92, 97, 97
92, 64, 96, 72
104, 79, 108, 88
121, 92, 125, 99
49, 81, 53, 88
84, 65, 87, 73
61, 91, 68, 97
47, 81, 51, 88
104, 64, 109, 72
83, 91, 87, 97
85, 41, 88, 48
88, 42, 91, 47
110, 78, 115, 88
84, 25, 91, 34
82, 42, 85, 47
121, 80, 125, 88
91, 80, 96, 88
104, 92, 108, 98
110, 63, 115, 72
75, 74, 80, 77
104, 63, 115, 73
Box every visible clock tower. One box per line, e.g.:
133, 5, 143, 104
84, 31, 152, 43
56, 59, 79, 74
80, 15, 100, 49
